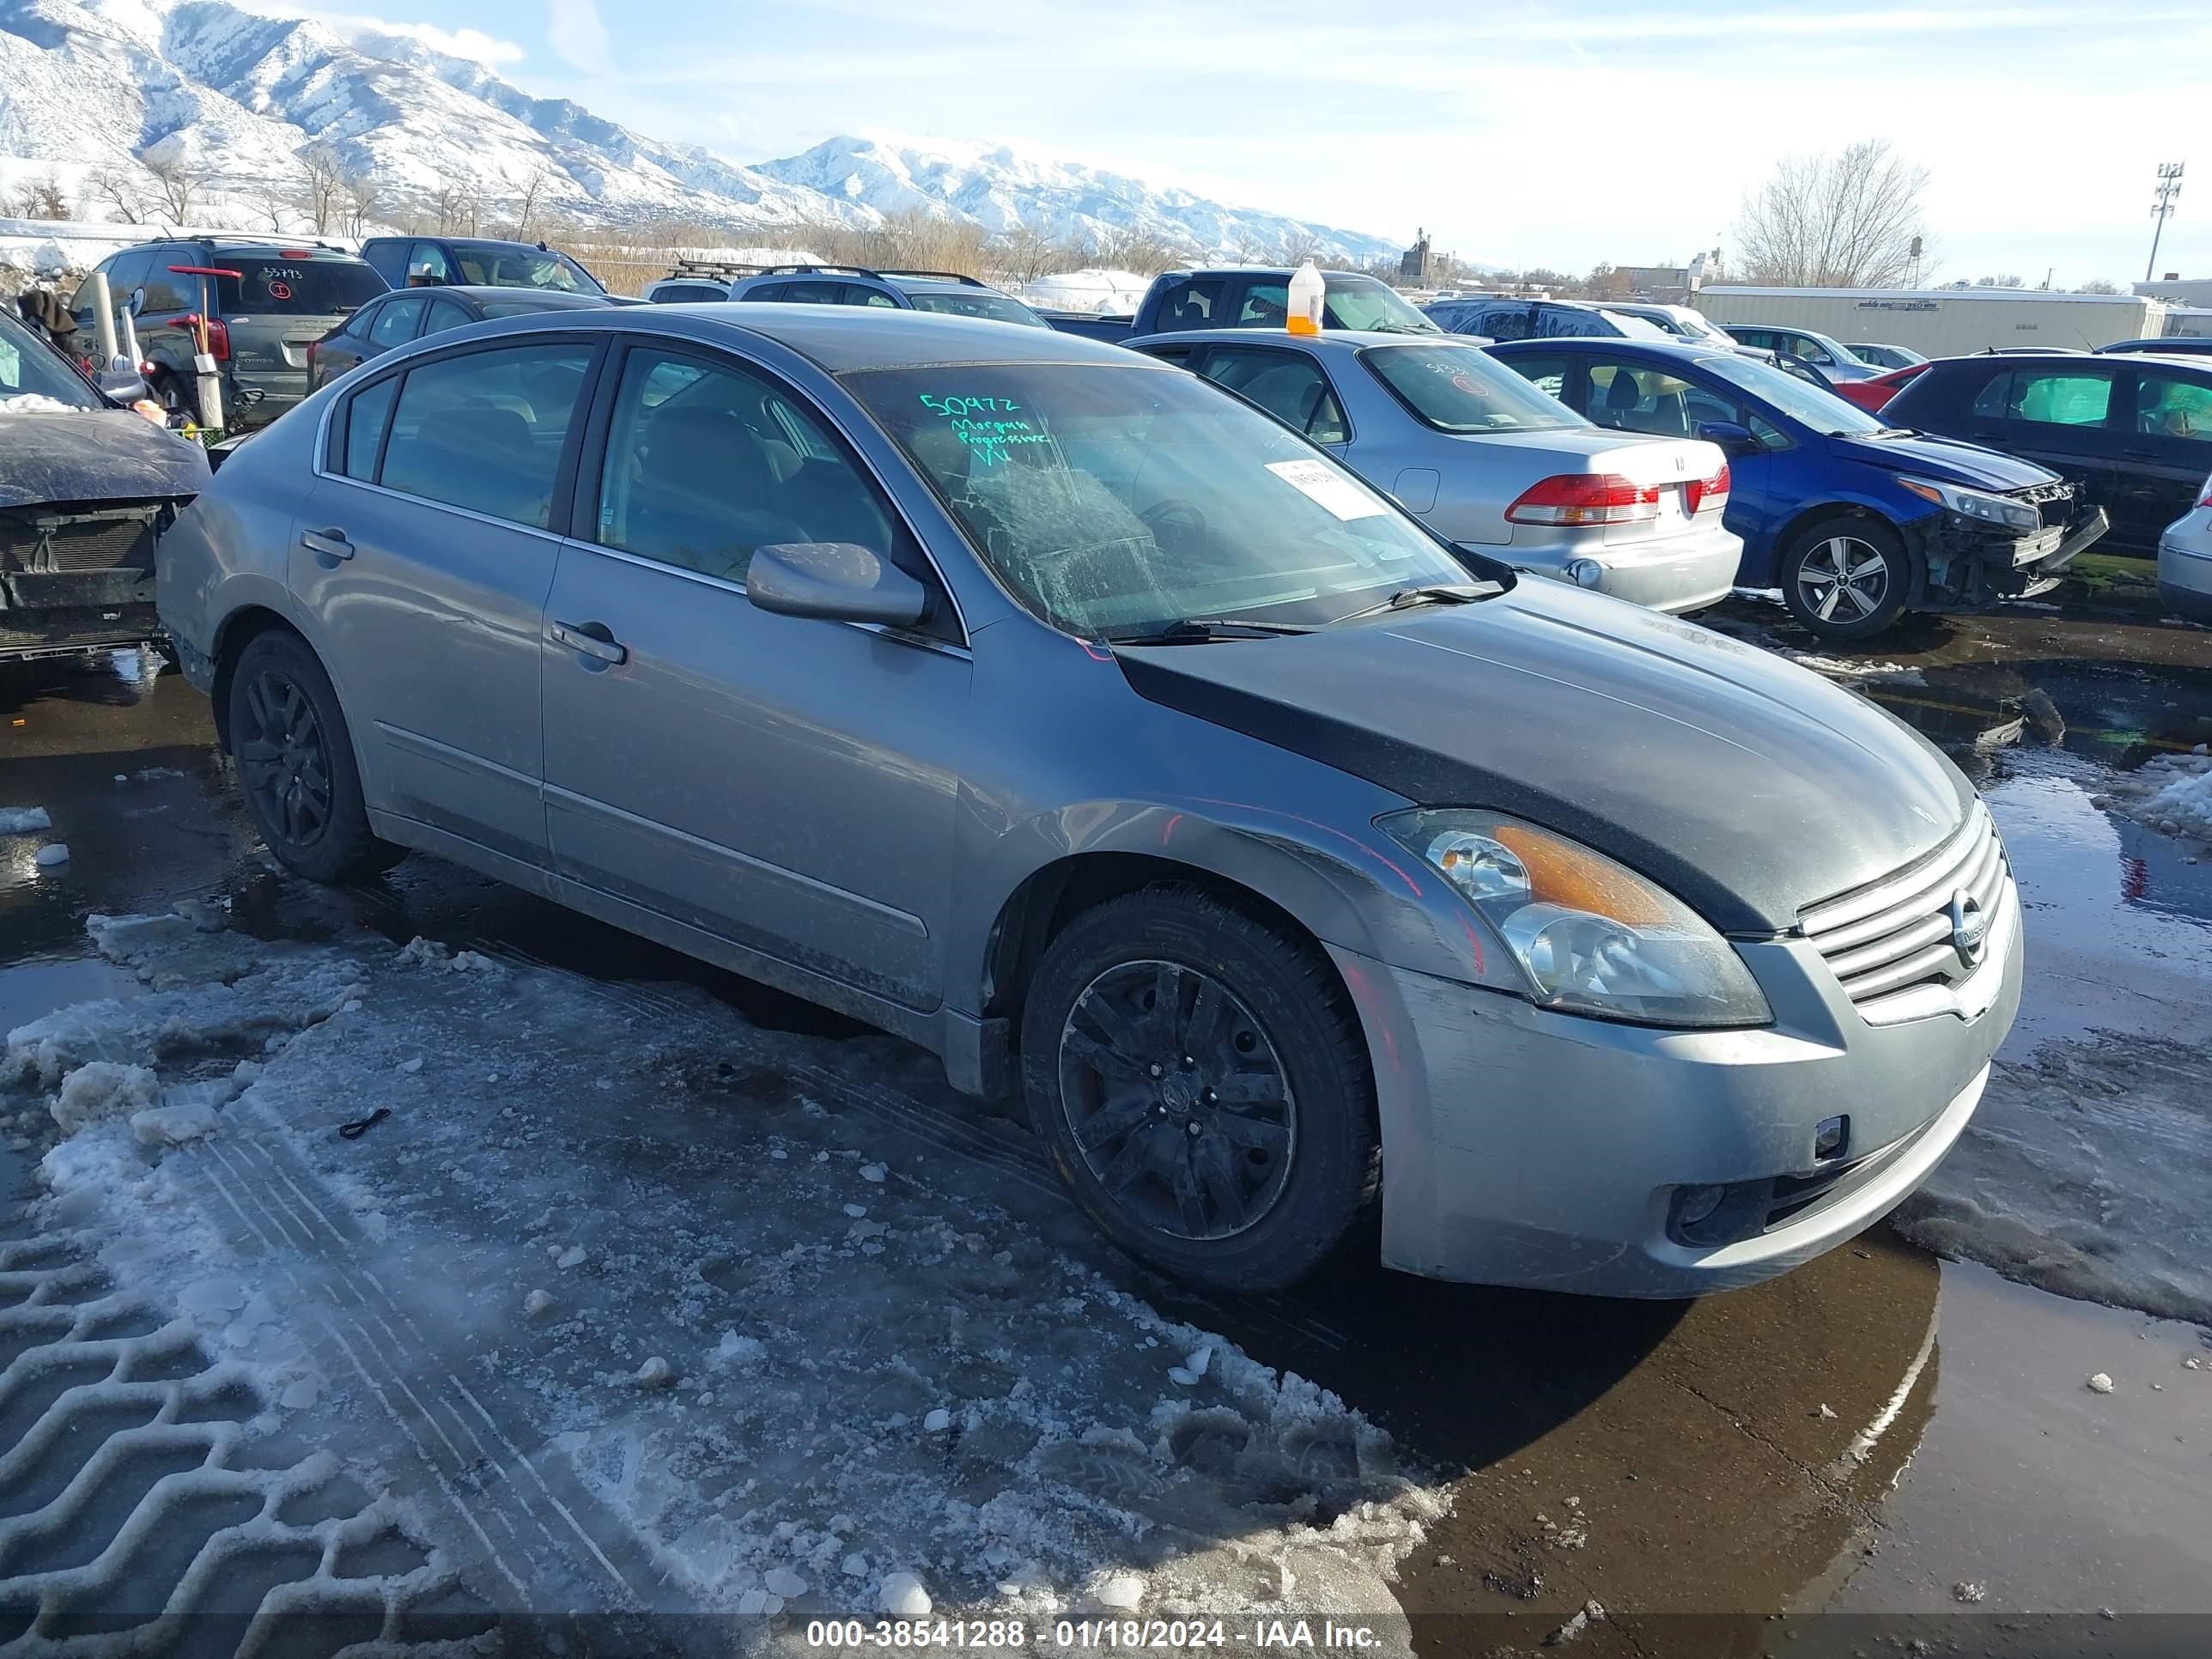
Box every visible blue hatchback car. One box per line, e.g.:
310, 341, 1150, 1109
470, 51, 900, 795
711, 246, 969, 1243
1487, 337, 2109, 641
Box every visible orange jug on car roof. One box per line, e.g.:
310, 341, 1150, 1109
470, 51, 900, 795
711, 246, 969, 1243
1287, 261, 1324, 336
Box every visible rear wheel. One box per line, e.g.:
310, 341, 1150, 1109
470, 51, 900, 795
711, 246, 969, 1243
1780, 516, 1911, 641
152, 368, 200, 426
1020, 888, 1376, 1291
226, 630, 402, 884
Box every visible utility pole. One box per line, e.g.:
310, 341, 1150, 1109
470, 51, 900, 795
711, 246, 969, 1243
2147, 161, 2185, 283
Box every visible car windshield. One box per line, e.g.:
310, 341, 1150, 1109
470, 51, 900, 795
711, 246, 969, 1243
1362, 342, 1588, 433
451, 246, 603, 294
1321, 276, 1438, 332
844, 362, 1472, 636
1663, 310, 1729, 342
215, 257, 386, 317
1698, 352, 1888, 434
905, 291, 1050, 328
0, 306, 102, 410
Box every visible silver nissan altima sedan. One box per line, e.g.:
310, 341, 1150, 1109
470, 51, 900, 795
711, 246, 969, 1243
1128, 327, 1743, 615
157, 305, 2021, 1296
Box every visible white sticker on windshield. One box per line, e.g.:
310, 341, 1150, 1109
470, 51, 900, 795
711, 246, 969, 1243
1266, 459, 1388, 521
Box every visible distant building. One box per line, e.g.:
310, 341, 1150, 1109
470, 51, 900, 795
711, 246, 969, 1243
1400, 231, 1434, 285
2137, 276, 2212, 307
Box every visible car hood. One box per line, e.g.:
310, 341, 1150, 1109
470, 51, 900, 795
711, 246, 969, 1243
1115, 581, 1972, 933
0, 410, 210, 511
1827, 429, 2057, 491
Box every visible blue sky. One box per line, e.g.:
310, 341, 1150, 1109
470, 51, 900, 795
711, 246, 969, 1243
294, 0, 2204, 285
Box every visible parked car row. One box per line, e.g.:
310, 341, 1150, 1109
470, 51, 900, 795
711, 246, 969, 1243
154, 302, 2028, 1299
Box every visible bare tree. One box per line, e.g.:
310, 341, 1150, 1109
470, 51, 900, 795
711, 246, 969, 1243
1972, 273, 2025, 288
84, 163, 147, 223
140, 153, 203, 223
297, 143, 349, 235
342, 170, 380, 238
2075, 277, 2124, 295
246, 179, 295, 234
1734, 138, 1931, 288
9, 168, 70, 220
507, 167, 553, 240
432, 180, 477, 235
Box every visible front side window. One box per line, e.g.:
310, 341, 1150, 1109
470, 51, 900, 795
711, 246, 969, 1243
845, 362, 1472, 638
139, 258, 194, 315
2136, 372, 2212, 441
0, 306, 101, 408
1365, 343, 1584, 434
374, 342, 596, 527
1498, 350, 1571, 400
594, 346, 898, 587
772, 281, 848, 306
368, 294, 428, 347
449, 245, 599, 294
1972, 370, 2115, 428
408, 241, 455, 284
1199, 347, 1349, 444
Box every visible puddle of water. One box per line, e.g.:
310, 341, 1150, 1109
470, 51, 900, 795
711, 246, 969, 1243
0, 957, 142, 1041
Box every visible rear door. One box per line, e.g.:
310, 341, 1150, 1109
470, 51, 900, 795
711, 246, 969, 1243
2111, 366, 2212, 550
539, 338, 967, 1009
289, 334, 604, 865
1951, 362, 2126, 524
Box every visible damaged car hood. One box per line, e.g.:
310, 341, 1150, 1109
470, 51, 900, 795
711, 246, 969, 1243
0, 411, 210, 512
1831, 429, 2057, 492
1115, 581, 1972, 934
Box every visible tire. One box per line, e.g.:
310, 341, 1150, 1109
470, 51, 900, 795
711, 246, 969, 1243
1780, 515, 1911, 641
1020, 886, 1377, 1292
153, 368, 200, 426
226, 629, 404, 884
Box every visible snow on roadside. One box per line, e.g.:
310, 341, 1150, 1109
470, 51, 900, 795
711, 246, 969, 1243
2099, 749, 2212, 844
4, 911, 1446, 1644
1, 805, 53, 833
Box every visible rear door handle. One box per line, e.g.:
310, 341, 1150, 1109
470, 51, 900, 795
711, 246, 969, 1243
549, 620, 628, 665
300, 527, 351, 559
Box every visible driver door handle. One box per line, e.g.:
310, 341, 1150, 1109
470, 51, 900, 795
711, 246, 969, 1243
549, 619, 628, 665
300, 527, 351, 559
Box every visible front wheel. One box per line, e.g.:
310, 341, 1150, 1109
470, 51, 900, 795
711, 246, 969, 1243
227, 629, 403, 884
1020, 888, 1377, 1291
1780, 516, 1911, 641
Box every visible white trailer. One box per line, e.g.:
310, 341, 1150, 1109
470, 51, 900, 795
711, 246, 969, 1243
1690, 286, 2168, 356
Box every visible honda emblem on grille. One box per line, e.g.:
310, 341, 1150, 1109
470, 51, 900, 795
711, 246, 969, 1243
1946, 889, 1990, 967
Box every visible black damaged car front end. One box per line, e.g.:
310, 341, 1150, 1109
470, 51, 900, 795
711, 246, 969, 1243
1907, 477, 2107, 612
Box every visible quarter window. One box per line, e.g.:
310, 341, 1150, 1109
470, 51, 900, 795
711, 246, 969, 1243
340, 374, 399, 481
1198, 347, 1349, 444
1972, 371, 2114, 427
374, 342, 596, 528
592, 346, 900, 588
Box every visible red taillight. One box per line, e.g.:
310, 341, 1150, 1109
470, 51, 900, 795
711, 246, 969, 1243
1686, 461, 1731, 515
206, 319, 229, 362
305, 338, 319, 367
1505, 472, 1661, 526
2199, 482, 2212, 507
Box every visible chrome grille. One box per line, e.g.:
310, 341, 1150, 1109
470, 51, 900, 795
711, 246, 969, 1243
1801, 805, 2009, 1009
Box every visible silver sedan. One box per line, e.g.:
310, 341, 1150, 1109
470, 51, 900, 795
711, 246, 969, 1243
2159, 466, 2212, 623
1130, 327, 1742, 614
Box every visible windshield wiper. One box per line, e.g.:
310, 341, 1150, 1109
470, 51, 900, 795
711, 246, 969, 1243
1334, 581, 1503, 623
1100, 617, 1318, 645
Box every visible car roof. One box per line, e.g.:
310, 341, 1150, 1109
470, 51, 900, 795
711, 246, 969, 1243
429, 287, 611, 308
1127, 328, 1449, 352
1158, 266, 1370, 280
1487, 335, 1726, 359
450, 303, 1160, 374
179, 240, 361, 259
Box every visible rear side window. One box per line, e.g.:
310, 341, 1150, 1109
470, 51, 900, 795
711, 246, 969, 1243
374, 342, 597, 528
340, 374, 399, 481
1198, 346, 1349, 444
2135, 372, 2212, 442
424, 297, 474, 335
216, 258, 386, 317
367, 294, 428, 347
1475, 305, 1533, 342
139, 255, 195, 315
845, 284, 902, 308
1365, 343, 1584, 434
1149, 278, 1227, 331
1534, 307, 1599, 337
1972, 370, 2114, 427
653, 283, 726, 303
772, 281, 848, 305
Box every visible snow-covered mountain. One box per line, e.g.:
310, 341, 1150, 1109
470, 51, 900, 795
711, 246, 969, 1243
0, 0, 1401, 261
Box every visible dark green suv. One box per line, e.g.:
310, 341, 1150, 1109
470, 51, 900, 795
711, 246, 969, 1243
70, 239, 387, 428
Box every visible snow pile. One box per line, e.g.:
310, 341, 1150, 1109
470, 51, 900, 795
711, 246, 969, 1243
0, 805, 52, 833
4, 909, 1444, 1643
1020, 268, 1151, 316
2101, 750, 2212, 842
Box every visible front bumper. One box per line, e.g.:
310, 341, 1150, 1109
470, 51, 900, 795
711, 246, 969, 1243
1917, 504, 2107, 611
1475, 518, 1743, 615
1332, 870, 2022, 1297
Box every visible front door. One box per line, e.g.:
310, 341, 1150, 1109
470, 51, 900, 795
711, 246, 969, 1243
2112, 367, 2212, 551
1955, 362, 2126, 529
539, 341, 967, 1011
289, 335, 602, 864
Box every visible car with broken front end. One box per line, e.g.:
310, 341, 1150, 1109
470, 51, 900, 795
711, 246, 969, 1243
157, 306, 2023, 1298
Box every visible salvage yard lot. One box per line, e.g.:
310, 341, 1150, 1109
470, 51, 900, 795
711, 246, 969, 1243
3, 594, 2209, 1656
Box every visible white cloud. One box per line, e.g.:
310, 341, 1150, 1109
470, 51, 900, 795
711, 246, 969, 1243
548, 0, 612, 72
226, 0, 526, 64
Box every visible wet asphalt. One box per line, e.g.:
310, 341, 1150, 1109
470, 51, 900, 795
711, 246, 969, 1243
3, 596, 2210, 1656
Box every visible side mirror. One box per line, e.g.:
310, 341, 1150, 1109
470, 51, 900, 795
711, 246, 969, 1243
96, 363, 151, 402
1697, 420, 1758, 453
746, 543, 927, 629
125, 287, 147, 318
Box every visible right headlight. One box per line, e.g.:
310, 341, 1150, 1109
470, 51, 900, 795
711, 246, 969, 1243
1380, 810, 1772, 1029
